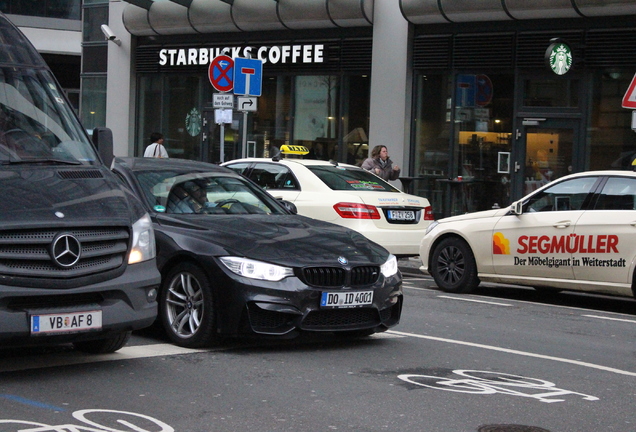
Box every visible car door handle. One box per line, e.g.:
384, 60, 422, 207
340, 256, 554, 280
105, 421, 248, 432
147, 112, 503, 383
553, 221, 571, 228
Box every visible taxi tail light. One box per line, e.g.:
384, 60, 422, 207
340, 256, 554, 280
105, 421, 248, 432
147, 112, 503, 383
333, 202, 381, 219
424, 205, 434, 220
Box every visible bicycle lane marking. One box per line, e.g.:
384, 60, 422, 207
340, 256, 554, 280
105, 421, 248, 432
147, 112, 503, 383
387, 330, 636, 377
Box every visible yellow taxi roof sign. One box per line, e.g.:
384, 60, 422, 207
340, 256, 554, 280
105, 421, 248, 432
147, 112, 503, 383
280, 145, 309, 155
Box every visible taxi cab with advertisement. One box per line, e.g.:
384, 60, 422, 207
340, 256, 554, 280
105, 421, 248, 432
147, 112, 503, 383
223, 145, 433, 258
420, 170, 636, 298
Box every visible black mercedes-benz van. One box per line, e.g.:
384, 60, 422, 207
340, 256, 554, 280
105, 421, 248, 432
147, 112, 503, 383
0, 14, 159, 353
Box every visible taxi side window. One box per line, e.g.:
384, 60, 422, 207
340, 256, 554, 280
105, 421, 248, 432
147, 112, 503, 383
250, 164, 299, 190
525, 177, 598, 213
594, 177, 636, 210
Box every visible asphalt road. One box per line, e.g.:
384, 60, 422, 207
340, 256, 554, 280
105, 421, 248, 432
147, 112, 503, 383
1, 270, 635, 432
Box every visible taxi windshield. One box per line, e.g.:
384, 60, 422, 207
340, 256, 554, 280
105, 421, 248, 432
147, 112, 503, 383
307, 165, 400, 192
135, 170, 286, 215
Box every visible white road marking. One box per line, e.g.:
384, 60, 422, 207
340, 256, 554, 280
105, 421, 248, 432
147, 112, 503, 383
387, 330, 636, 377
0, 344, 209, 373
583, 315, 636, 324
437, 295, 512, 306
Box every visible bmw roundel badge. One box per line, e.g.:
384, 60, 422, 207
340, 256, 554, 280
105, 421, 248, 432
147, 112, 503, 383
338, 256, 348, 265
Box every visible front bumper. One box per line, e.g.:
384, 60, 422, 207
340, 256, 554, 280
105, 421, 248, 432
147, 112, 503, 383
213, 264, 403, 338
0, 259, 160, 347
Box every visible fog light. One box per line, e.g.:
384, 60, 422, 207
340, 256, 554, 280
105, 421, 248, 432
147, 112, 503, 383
147, 288, 157, 302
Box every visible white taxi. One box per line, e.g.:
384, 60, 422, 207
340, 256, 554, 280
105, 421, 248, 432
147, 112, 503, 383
223, 147, 433, 257
420, 170, 636, 298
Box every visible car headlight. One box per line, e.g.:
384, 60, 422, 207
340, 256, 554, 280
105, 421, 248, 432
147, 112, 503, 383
425, 220, 439, 235
129, 213, 156, 264
380, 254, 398, 278
220, 257, 294, 281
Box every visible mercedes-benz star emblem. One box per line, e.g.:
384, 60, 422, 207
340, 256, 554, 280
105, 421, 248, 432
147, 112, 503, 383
51, 234, 82, 267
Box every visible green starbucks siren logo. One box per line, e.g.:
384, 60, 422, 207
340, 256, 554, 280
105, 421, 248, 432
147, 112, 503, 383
185, 108, 202, 136
546, 42, 573, 75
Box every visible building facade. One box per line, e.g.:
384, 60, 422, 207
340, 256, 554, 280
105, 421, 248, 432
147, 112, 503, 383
103, 0, 636, 217
1, 0, 83, 110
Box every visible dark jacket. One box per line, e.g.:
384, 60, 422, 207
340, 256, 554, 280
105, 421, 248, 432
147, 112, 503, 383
361, 157, 401, 181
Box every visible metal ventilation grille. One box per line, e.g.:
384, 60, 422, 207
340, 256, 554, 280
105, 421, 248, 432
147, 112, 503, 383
340, 38, 372, 72
413, 35, 451, 69
0, 227, 129, 280
516, 31, 583, 69
453, 33, 515, 69
58, 170, 104, 179
585, 28, 636, 68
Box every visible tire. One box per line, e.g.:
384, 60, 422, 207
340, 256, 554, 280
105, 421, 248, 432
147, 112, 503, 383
160, 262, 218, 348
73, 331, 131, 354
430, 237, 480, 293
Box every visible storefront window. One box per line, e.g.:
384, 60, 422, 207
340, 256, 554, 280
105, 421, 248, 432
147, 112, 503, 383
412, 73, 513, 217
412, 74, 452, 218
79, 76, 106, 131
137, 74, 203, 159
523, 78, 579, 107
341, 75, 370, 166
254, 76, 292, 157
293, 75, 339, 160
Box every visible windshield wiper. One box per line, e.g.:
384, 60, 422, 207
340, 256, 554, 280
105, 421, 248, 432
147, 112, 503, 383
0, 158, 82, 165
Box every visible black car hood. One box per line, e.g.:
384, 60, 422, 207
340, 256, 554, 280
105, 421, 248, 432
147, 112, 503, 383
0, 166, 136, 227
155, 213, 389, 267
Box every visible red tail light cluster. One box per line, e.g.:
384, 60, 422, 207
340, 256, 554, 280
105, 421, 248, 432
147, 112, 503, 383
333, 202, 381, 219
424, 205, 434, 220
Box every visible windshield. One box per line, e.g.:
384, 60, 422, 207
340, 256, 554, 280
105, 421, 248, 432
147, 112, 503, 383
0, 17, 97, 165
135, 170, 287, 215
307, 165, 400, 192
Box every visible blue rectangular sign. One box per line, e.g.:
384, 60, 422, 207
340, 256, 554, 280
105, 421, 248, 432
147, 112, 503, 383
234, 57, 263, 97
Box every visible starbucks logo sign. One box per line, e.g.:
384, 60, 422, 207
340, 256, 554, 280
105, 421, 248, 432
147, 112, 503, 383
546, 42, 573, 76
185, 108, 202, 137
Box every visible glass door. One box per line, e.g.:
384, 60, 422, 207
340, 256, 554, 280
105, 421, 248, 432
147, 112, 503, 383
512, 118, 580, 200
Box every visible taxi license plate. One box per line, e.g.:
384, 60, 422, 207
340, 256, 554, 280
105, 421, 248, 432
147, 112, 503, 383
387, 210, 415, 221
321, 291, 373, 308
30, 310, 102, 335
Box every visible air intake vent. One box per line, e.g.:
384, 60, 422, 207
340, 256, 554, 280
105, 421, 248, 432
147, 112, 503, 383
585, 28, 636, 68
453, 33, 514, 69
413, 35, 451, 69
300, 265, 380, 287
517, 31, 583, 69
58, 170, 104, 179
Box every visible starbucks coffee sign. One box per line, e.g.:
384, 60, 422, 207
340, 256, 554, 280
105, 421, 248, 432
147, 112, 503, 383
546, 42, 573, 75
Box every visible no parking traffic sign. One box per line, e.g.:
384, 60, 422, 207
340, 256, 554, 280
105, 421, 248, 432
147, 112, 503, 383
209, 55, 234, 92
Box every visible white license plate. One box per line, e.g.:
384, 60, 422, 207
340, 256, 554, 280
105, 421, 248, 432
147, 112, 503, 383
30, 310, 102, 335
388, 210, 415, 221
320, 291, 373, 308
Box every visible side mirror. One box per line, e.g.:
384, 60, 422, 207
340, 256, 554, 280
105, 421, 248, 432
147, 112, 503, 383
278, 199, 297, 214
92, 127, 114, 168
511, 201, 523, 215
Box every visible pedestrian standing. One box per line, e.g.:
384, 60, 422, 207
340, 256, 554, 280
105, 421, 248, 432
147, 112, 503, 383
144, 132, 168, 158
361, 145, 401, 181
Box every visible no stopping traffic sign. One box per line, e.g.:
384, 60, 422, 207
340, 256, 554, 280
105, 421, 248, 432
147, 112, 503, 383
209, 55, 234, 92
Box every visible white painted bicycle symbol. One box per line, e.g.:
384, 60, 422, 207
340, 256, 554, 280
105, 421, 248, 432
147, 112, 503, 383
398, 369, 599, 404
0, 409, 173, 432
